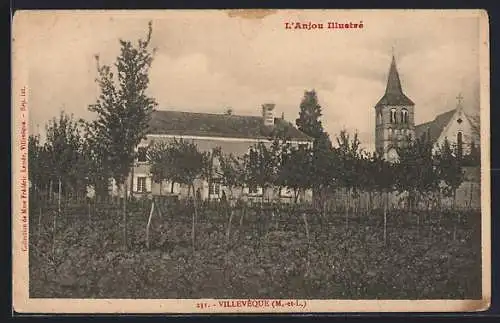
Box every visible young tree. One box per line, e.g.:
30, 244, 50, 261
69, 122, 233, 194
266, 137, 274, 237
436, 138, 465, 209
216, 150, 246, 199
279, 144, 314, 203
28, 134, 50, 201
80, 120, 113, 202
213, 150, 246, 246
243, 142, 278, 202
147, 141, 182, 196
43, 111, 87, 253
396, 134, 439, 211
335, 129, 363, 229
371, 152, 396, 245
166, 138, 211, 251
44, 111, 87, 204
87, 21, 157, 249
462, 141, 480, 167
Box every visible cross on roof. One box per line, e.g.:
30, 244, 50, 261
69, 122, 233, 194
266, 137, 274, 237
456, 93, 464, 105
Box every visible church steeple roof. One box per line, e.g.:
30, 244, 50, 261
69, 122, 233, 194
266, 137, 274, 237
376, 55, 415, 107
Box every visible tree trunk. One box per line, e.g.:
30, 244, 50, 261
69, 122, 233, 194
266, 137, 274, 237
454, 188, 459, 241
58, 178, 62, 216
453, 189, 457, 210
294, 188, 300, 204
146, 199, 155, 249
239, 202, 245, 227
52, 179, 61, 255
226, 208, 233, 247
416, 211, 420, 238
383, 191, 388, 246
469, 182, 473, 209
368, 191, 373, 214
52, 210, 57, 254
122, 182, 128, 250
49, 179, 53, 204
129, 167, 134, 200
88, 200, 91, 227
159, 181, 163, 196
94, 187, 98, 217
191, 183, 197, 252
37, 206, 43, 245
345, 187, 349, 232
302, 212, 311, 276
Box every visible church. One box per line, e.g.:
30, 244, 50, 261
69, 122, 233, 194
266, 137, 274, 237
374, 55, 480, 162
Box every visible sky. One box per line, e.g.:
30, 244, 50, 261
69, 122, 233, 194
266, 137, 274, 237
17, 10, 483, 151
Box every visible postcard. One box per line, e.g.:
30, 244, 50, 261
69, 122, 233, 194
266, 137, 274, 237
12, 9, 490, 313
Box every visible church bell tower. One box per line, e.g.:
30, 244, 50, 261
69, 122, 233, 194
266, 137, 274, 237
374, 54, 415, 162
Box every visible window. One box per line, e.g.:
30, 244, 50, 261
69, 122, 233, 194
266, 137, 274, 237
248, 185, 262, 195
280, 187, 293, 198
377, 112, 382, 125
137, 147, 147, 162
387, 148, 399, 163
388, 128, 393, 139
401, 109, 409, 124
137, 177, 147, 193
457, 131, 463, 159
209, 182, 221, 196
166, 181, 180, 194
390, 108, 397, 124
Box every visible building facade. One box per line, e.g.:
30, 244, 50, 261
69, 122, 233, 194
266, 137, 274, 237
126, 104, 313, 203
415, 95, 480, 157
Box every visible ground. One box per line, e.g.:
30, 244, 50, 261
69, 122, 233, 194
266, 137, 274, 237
29, 202, 482, 299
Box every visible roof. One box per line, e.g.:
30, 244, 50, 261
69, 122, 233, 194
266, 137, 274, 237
466, 114, 480, 136
415, 109, 456, 144
375, 55, 415, 107
147, 110, 313, 141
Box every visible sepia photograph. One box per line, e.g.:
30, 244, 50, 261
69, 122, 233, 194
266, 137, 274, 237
12, 9, 490, 313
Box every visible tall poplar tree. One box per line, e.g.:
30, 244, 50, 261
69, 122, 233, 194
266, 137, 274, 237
295, 90, 332, 150
295, 90, 333, 206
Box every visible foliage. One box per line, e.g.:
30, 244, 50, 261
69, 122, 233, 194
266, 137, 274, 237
295, 89, 332, 150
462, 141, 480, 167
28, 134, 49, 191
30, 204, 481, 299
147, 141, 179, 192
436, 138, 465, 199
43, 111, 87, 194
395, 134, 440, 209
369, 152, 396, 193
87, 21, 157, 186
80, 120, 113, 198
295, 90, 336, 201
278, 144, 314, 202
85, 21, 157, 249
243, 142, 278, 194
163, 138, 212, 188
334, 130, 363, 192
216, 151, 246, 193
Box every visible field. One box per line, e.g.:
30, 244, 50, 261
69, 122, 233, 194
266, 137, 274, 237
29, 200, 482, 299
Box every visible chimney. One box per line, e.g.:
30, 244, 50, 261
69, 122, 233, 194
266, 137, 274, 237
261, 103, 275, 127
